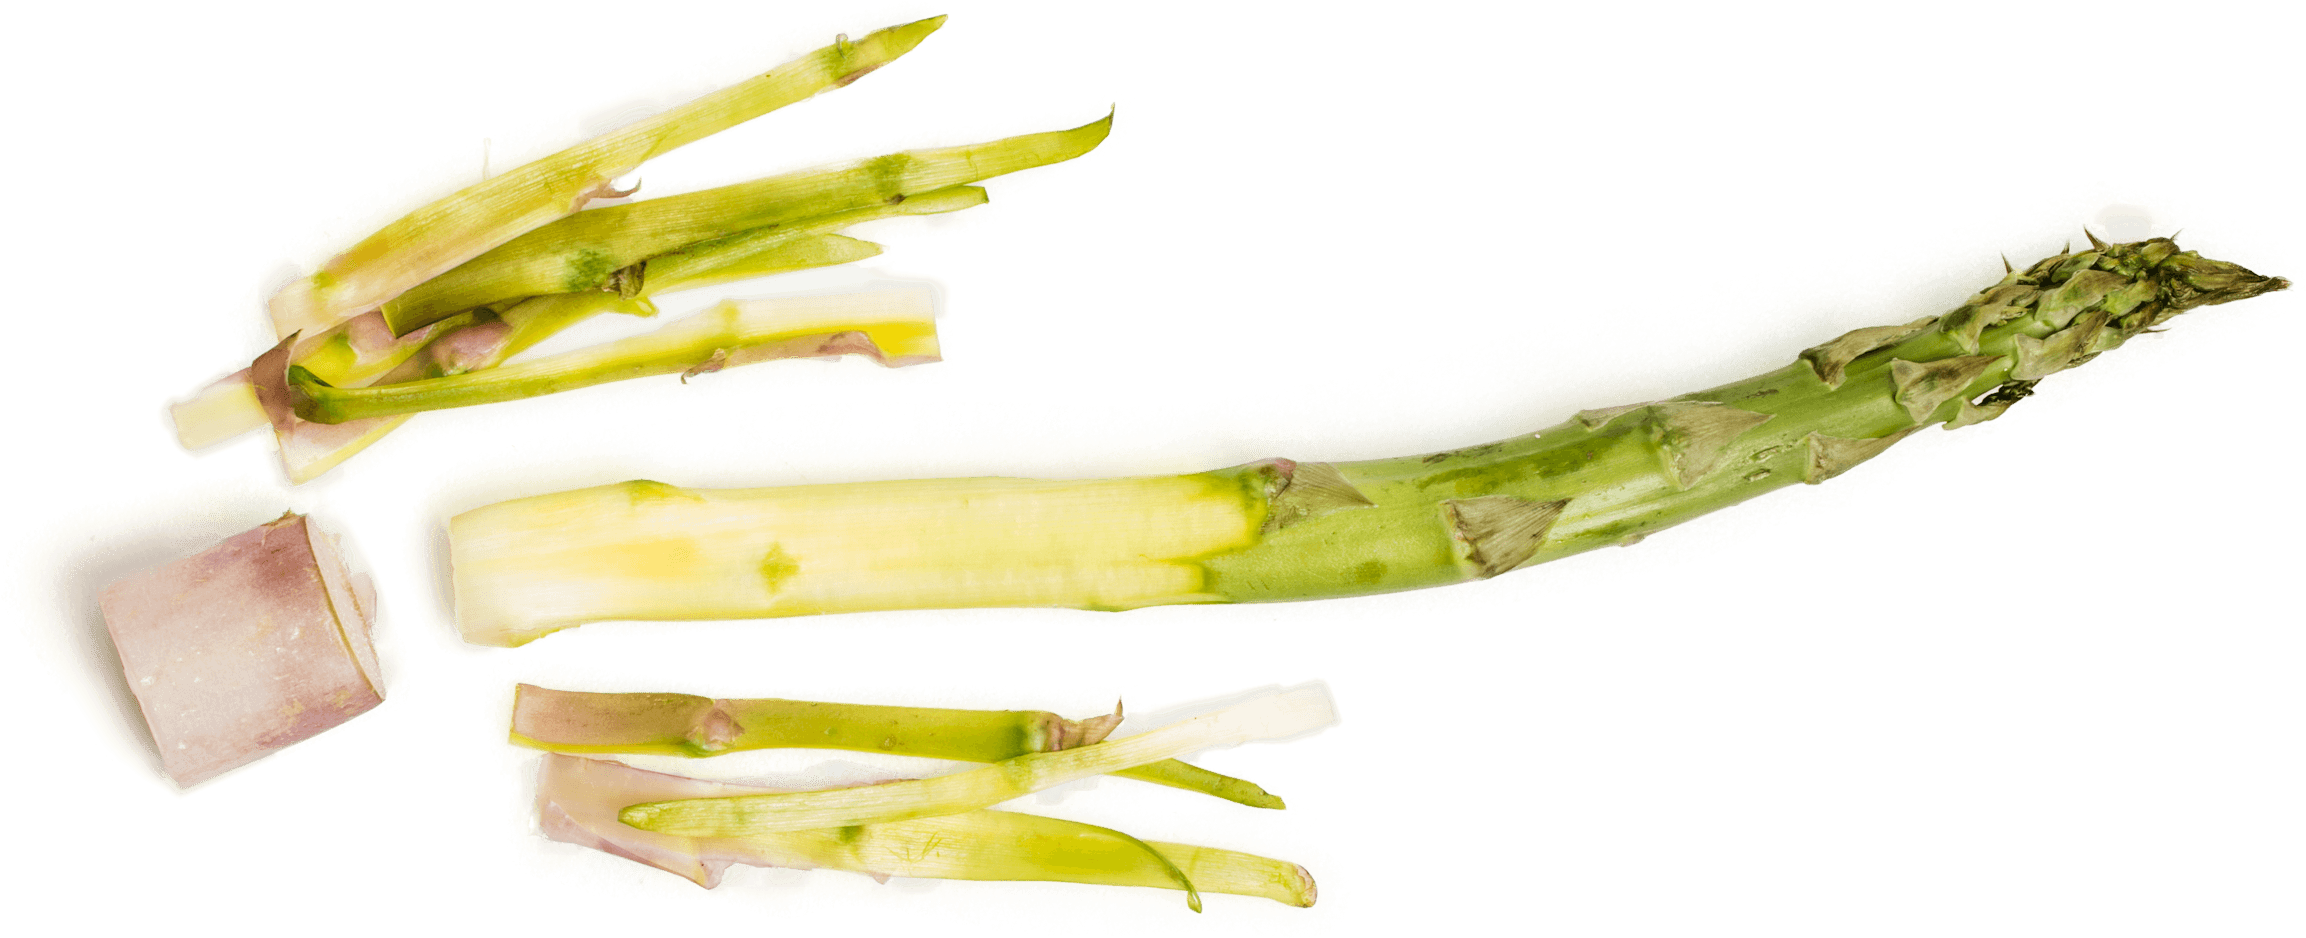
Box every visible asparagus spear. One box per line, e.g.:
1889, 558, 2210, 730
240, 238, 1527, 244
449, 238, 2285, 646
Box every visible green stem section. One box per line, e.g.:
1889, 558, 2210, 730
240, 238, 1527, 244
381, 114, 1111, 335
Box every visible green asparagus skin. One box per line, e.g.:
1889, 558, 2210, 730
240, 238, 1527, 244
1200, 237, 2290, 602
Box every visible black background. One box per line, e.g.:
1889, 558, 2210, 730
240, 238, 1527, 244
13, 5, 2287, 931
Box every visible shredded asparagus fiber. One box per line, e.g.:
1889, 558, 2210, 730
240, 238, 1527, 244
450, 239, 2286, 646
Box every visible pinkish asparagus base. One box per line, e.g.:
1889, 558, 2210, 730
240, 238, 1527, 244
99, 513, 383, 786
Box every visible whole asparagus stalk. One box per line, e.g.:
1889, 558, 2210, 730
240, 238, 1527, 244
450, 238, 2285, 646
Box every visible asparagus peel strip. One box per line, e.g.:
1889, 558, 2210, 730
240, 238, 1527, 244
266, 16, 946, 339
283, 185, 996, 424
618, 683, 1336, 837
380, 114, 1112, 335
510, 684, 1287, 809
539, 754, 1315, 907
502, 672, 1337, 921
449, 238, 2284, 646
167, 12, 1120, 500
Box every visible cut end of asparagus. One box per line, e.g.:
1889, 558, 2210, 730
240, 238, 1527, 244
1162, 677, 1346, 755
170, 369, 264, 450
510, 684, 734, 756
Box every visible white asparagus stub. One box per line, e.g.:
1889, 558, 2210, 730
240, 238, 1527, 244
98, 513, 383, 787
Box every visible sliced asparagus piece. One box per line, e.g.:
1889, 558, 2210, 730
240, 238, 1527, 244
267, 16, 945, 338
380, 115, 1111, 335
